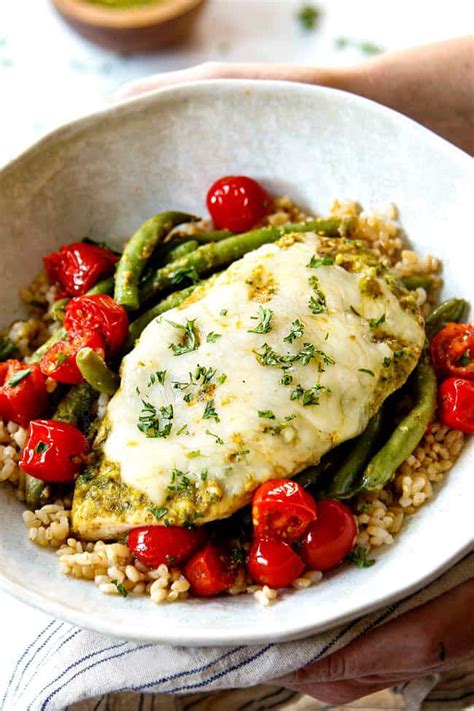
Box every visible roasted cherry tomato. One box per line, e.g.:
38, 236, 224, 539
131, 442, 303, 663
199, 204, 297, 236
64, 294, 128, 357
20, 419, 89, 482
300, 499, 357, 571
44, 242, 118, 297
40, 330, 105, 384
206, 176, 272, 233
184, 543, 239, 597
128, 526, 207, 568
252, 479, 317, 542
0, 360, 48, 427
430, 323, 474, 380
438, 377, 474, 434
247, 538, 304, 588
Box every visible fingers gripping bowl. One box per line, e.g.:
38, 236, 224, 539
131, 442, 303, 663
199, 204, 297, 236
0, 82, 472, 645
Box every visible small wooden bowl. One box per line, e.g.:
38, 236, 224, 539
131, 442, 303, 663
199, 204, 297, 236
51, 0, 206, 53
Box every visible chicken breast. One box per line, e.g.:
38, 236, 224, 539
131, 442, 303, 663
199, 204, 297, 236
72, 233, 424, 539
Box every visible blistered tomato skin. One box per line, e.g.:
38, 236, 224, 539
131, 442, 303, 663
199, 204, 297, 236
44, 242, 118, 297
252, 479, 317, 542
430, 323, 474, 380
64, 294, 129, 357
40, 330, 105, 384
247, 538, 304, 588
0, 360, 48, 427
128, 526, 207, 569
301, 500, 357, 571
20, 419, 89, 483
206, 176, 272, 233
184, 544, 238, 597
438, 377, 474, 434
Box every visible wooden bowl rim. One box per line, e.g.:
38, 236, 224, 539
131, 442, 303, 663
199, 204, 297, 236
52, 0, 204, 29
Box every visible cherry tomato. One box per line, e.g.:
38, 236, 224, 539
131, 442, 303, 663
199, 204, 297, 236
247, 538, 304, 588
300, 499, 357, 571
40, 330, 105, 384
44, 242, 118, 297
64, 294, 128, 357
438, 377, 474, 434
430, 323, 474, 380
20, 419, 89, 482
0, 360, 48, 427
128, 526, 207, 568
252, 479, 317, 542
184, 543, 239, 597
206, 176, 272, 233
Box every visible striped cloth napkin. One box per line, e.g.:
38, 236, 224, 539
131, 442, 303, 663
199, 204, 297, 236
1, 554, 472, 711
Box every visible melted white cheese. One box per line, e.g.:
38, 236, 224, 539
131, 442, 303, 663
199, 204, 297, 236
103, 233, 424, 516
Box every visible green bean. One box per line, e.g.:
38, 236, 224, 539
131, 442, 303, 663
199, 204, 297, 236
53, 382, 96, 426
425, 298, 467, 341
401, 275, 433, 291
86, 276, 115, 296
47, 297, 68, 323
190, 229, 233, 243
114, 211, 198, 311
25, 383, 96, 509
296, 446, 344, 489
27, 328, 66, 364
163, 239, 199, 265
140, 217, 350, 305
327, 410, 383, 499
127, 284, 197, 348
359, 356, 437, 492
76, 348, 119, 395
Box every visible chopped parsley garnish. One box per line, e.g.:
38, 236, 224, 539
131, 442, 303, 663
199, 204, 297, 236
170, 266, 201, 285
248, 306, 273, 334
258, 410, 275, 419
308, 255, 334, 268
168, 319, 199, 356
308, 275, 327, 314
112, 580, 128, 597
149, 506, 168, 519
194, 365, 217, 385
230, 449, 250, 462
358, 368, 375, 377
297, 3, 320, 30
206, 331, 222, 343
383, 356, 392, 367
187, 450, 202, 458
279, 371, 293, 386
350, 305, 362, 318
254, 342, 334, 371
284, 319, 304, 343
220, 308, 228, 316
369, 313, 386, 329
7, 368, 32, 387
167, 468, 192, 494
290, 384, 329, 406
148, 370, 167, 387
0, 337, 18, 362
217, 373, 227, 385
203, 399, 219, 422
205, 429, 224, 445
263, 414, 296, 436
393, 349, 405, 358
137, 400, 173, 438
336, 37, 383, 55
56, 353, 69, 365
176, 424, 188, 436
183, 392, 193, 403
347, 546, 376, 568
34, 440, 49, 455
200, 470, 208, 481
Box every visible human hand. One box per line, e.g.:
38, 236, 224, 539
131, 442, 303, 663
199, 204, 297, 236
118, 37, 474, 154
273, 579, 474, 704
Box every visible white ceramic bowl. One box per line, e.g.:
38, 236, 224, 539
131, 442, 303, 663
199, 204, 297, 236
0, 81, 472, 645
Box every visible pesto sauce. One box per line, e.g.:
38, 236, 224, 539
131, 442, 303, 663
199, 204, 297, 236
83, 0, 162, 8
